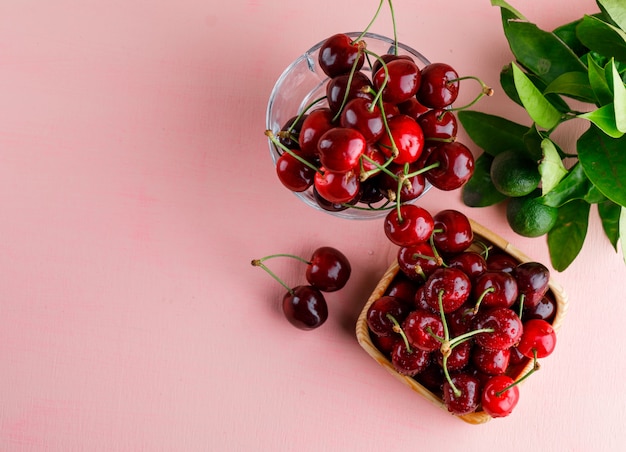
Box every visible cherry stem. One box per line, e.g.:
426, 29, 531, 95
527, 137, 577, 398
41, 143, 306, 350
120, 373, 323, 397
473, 287, 495, 314
428, 232, 445, 267
283, 96, 327, 135
386, 313, 412, 353
254, 253, 311, 265
386, 0, 398, 55
251, 259, 293, 295
360, 153, 397, 181
446, 75, 494, 112
495, 349, 540, 397
332, 48, 367, 123
518, 293, 525, 320
265, 130, 322, 174
354, 0, 385, 42
404, 161, 440, 179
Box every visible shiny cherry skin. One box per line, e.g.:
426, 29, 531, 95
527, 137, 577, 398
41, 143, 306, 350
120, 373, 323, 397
473, 270, 519, 310
373, 58, 422, 104
397, 241, 441, 282
385, 275, 420, 305
473, 307, 523, 351
314, 169, 360, 204
278, 115, 307, 150
487, 253, 519, 273
318, 33, 365, 77
443, 373, 481, 415
378, 161, 426, 202
481, 375, 519, 418
417, 62, 460, 108
306, 246, 351, 292
417, 109, 458, 140
282, 285, 328, 330
524, 292, 557, 323
298, 108, 335, 157
383, 204, 434, 247
340, 98, 385, 143
359, 144, 387, 175
447, 251, 487, 281
377, 114, 425, 165
517, 319, 556, 358
423, 267, 471, 314
447, 302, 477, 336
371, 53, 414, 77
391, 340, 432, 376
425, 141, 475, 191
436, 340, 472, 371
313, 186, 350, 212
513, 262, 550, 309
317, 127, 366, 173
358, 177, 385, 204
432, 209, 474, 255
472, 346, 511, 375
326, 71, 373, 114
366, 295, 412, 337
398, 97, 429, 120
402, 309, 444, 352
275, 152, 315, 192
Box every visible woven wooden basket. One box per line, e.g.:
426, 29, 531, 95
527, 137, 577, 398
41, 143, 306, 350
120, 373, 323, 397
355, 218, 568, 424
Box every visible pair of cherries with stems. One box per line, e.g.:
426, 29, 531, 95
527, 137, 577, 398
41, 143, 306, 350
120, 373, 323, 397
266, 0, 493, 215
251, 246, 351, 331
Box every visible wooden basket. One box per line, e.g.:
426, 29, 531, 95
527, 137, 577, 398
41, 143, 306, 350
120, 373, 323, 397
355, 219, 568, 424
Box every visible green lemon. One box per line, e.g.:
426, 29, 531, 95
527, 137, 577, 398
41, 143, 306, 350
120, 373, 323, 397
506, 191, 558, 238
490, 149, 541, 197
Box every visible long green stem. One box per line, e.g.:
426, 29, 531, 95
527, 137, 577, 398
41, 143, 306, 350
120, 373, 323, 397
265, 130, 321, 174
251, 260, 293, 294
496, 349, 540, 397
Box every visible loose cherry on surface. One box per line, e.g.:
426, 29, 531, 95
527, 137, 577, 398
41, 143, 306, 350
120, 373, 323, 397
424, 141, 475, 191
306, 246, 351, 292
317, 127, 367, 173
431, 209, 474, 255
481, 375, 519, 418
383, 204, 434, 247
318, 33, 365, 77
376, 114, 425, 165
516, 319, 557, 358
282, 285, 329, 330
416, 62, 460, 109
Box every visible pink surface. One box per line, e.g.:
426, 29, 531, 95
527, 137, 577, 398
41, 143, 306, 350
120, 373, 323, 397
1, 0, 624, 450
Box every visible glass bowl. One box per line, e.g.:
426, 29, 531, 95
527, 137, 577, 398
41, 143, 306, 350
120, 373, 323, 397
265, 32, 432, 220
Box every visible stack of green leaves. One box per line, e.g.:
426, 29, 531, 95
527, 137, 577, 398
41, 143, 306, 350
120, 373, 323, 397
458, 0, 626, 271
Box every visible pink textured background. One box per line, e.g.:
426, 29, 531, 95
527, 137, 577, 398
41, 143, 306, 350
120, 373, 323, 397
1, 0, 624, 450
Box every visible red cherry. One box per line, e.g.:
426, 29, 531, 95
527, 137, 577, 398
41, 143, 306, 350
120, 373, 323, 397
481, 375, 519, 418
425, 141, 475, 191
282, 285, 328, 330
318, 33, 365, 77
371, 53, 414, 77
385, 274, 420, 305
472, 346, 511, 375
417, 109, 458, 140
431, 209, 474, 255
473, 270, 519, 310
326, 71, 373, 114
383, 204, 434, 247
366, 295, 412, 337
391, 340, 432, 376
516, 319, 557, 358
447, 251, 487, 281
377, 161, 426, 202
317, 127, 366, 173
314, 169, 360, 204
513, 262, 550, 309
402, 309, 444, 352
340, 98, 385, 143
423, 267, 471, 314
398, 97, 430, 120
443, 373, 481, 415
487, 252, 519, 273
298, 108, 335, 157
524, 292, 557, 323
275, 152, 315, 192
373, 58, 421, 104
306, 246, 351, 292
397, 241, 441, 282
417, 62, 460, 108
436, 340, 472, 371
473, 307, 523, 351
377, 115, 425, 165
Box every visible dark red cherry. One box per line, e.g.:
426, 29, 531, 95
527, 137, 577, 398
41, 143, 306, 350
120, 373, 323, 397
318, 33, 365, 77
447, 252, 487, 281
282, 285, 328, 330
431, 209, 474, 255
373, 58, 422, 104
317, 127, 366, 173
423, 267, 471, 314
359, 144, 387, 175
524, 292, 557, 323
383, 204, 434, 247
298, 108, 335, 157
417, 109, 458, 140
275, 152, 315, 192
398, 97, 430, 120
377, 114, 425, 165
358, 177, 385, 204
340, 98, 385, 143
385, 275, 420, 305
473, 271, 519, 310
402, 309, 444, 352
371, 333, 397, 356
481, 375, 519, 418
417, 62, 460, 108
397, 241, 441, 282
425, 141, 475, 191
517, 319, 556, 358
371, 53, 414, 78
391, 340, 432, 376
366, 295, 412, 337
513, 262, 550, 309
487, 252, 519, 273
313, 187, 350, 212
278, 115, 307, 150
306, 246, 351, 292
436, 340, 471, 371
378, 161, 426, 202
443, 373, 481, 415
472, 346, 511, 375
473, 307, 523, 351
447, 302, 477, 337
314, 169, 360, 204
326, 71, 374, 114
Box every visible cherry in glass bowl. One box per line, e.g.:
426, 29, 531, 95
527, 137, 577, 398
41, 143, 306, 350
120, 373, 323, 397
265, 32, 433, 220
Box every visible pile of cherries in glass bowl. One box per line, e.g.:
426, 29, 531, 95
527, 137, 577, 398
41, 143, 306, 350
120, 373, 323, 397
265, 31, 492, 220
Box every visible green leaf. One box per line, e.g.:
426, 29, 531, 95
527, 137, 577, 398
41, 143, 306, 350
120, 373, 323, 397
499, 7, 587, 85
547, 199, 590, 271
576, 14, 626, 62
512, 63, 563, 129
598, 0, 626, 32
607, 59, 626, 132
539, 138, 568, 194
541, 161, 597, 207
543, 71, 596, 103
457, 110, 529, 156
522, 124, 547, 161
620, 207, 626, 265
490, 0, 526, 20
598, 199, 622, 250
577, 104, 624, 138
500, 63, 572, 112
577, 124, 626, 207
553, 18, 589, 57
587, 53, 614, 105
461, 153, 509, 207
